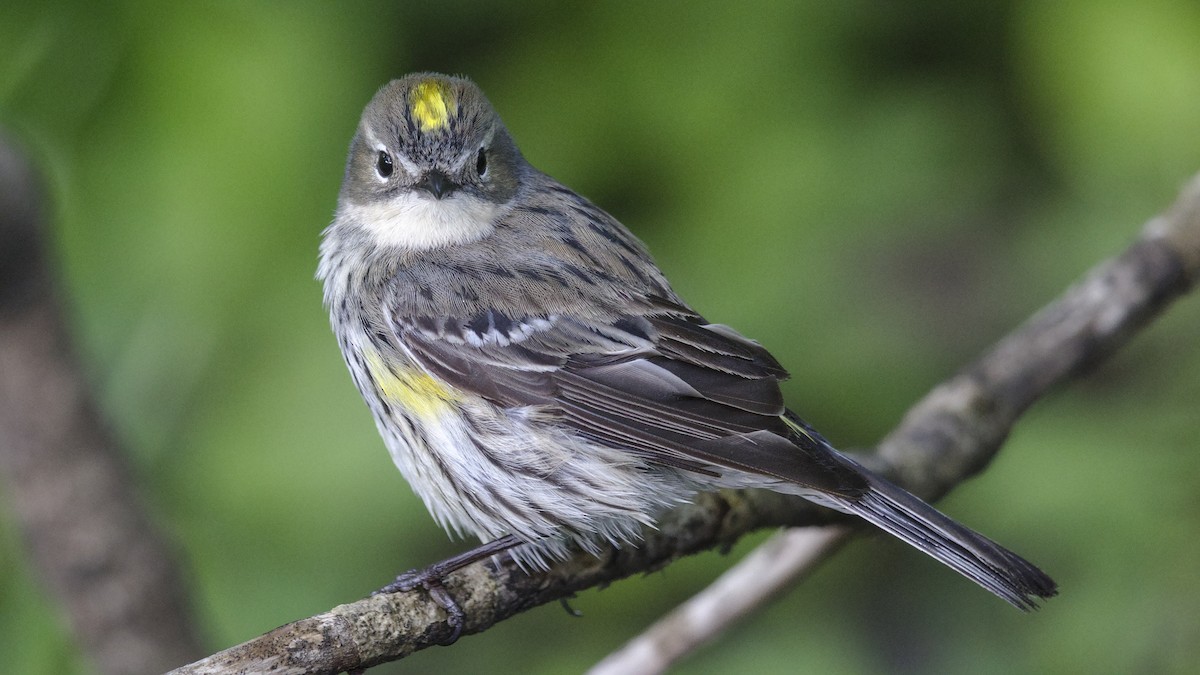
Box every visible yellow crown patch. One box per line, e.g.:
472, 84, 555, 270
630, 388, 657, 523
410, 80, 457, 133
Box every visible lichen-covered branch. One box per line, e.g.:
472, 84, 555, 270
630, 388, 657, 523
171, 171, 1200, 675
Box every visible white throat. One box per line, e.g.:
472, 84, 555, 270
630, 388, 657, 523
341, 192, 500, 250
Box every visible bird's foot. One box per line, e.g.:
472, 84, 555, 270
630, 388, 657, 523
372, 534, 522, 645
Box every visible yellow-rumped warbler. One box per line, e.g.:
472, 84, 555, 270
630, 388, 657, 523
318, 73, 1056, 634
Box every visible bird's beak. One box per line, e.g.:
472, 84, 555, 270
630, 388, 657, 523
416, 170, 458, 200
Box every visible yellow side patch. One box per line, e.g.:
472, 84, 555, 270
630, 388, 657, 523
410, 80, 457, 132
365, 350, 458, 418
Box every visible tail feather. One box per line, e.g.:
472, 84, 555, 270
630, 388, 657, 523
779, 414, 1057, 608
839, 471, 1057, 610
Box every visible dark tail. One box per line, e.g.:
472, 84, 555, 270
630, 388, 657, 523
837, 465, 1057, 610
778, 413, 1057, 609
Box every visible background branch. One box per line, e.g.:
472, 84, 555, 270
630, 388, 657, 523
590, 527, 852, 675
0, 134, 205, 674
170, 174, 1200, 675
591, 173, 1200, 673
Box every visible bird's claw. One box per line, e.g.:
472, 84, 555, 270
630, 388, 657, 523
374, 567, 465, 645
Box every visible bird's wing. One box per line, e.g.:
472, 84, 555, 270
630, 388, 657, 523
389, 296, 870, 498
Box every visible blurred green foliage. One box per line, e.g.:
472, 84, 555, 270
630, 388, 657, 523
2, 1, 1200, 673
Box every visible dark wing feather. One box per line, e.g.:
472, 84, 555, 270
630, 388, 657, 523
392, 305, 870, 497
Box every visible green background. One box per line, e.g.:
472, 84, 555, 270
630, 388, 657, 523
3, 2, 1200, 673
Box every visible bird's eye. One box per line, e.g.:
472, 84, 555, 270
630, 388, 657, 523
376, 151, 394, 179
475, 148, 488, 177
